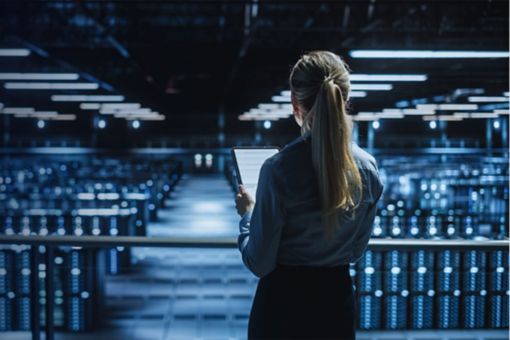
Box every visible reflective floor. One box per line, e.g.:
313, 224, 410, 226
2, 175, 509, 339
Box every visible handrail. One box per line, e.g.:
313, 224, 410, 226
0, 147, 508, 155
0, 234, 507, 251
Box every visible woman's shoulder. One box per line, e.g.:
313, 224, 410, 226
351, 142, 379, 172
261, 135, 311, 179
351, 143, 384, 200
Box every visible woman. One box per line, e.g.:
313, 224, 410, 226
235, 51, 384, 339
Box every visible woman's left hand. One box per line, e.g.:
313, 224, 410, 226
235, 185, 255, 217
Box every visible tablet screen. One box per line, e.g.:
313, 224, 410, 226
232, 148, 279, 199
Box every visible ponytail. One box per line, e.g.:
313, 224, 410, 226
312, 78, 362, 228
290, 51, 362, 230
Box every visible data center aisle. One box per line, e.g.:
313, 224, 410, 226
147, 174, 240, 238
105, 174, 259, 340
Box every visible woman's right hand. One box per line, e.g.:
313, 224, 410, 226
235, 185, 254, 217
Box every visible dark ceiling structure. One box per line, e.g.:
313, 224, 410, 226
0, 0, 508, 147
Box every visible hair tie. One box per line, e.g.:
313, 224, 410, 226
324, 75, 335, 83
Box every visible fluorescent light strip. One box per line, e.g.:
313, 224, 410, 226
239, 114, 286, 121
272, 96, 290, 102
480, 103, 509, 110
51, 95, 125, 102
5, 82, 98, 90
493, 109, 509, 115
350, 50, 509, 59
467, 96, 509, 103
349, 91, 367, 98
423, 115, 463, 121
350, 74, 427, 82
103, 108, 151, 115
0, 73, 79, 80
0, 49, 31, 57
2, 107, 35, 114
273, 89, 369, 103
123, 115, 165, 120
351, 84, 393, 91
115, 112, 160, 118
402, 109, 435, 115
378, 113, 405, 119
453, 112, 471, 118
452, 112, 500, 118
260, 106, 292, 113
504, 92, 509, 97
248, 108, 290, 114
380, 108, 435, 115
15, 111, 59, 118
80, 103, 101, 110
49, 114, 76, 120
242, 117, 278, 121
249, 109, 269, 115
352, 116, 378, 121
438, 104, 478, 110
382, 109, 401, 114
30, 111, 59, 117
101, 103, 141, 109
113, 111, 147, 115
437, 115, 463, 121
258, 103, 281, 110
470, 113, 499, 118
416, 104, 438, 110
244, 113, 290, 118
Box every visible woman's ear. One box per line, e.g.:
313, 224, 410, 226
291, 94, 303, 127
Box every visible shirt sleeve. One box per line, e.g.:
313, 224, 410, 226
238, 159, 285, 278
349, 169, 384, 263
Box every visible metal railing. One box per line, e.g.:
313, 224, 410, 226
0, 234, 507, 250
0, 147, 508, 156
0, 234, 507, 340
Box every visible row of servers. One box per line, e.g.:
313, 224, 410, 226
375, 154, 508, 239
0, 156, 183, 331
0, 246, 506, 332
351, 249, 508, 330
0, 246, 102, 332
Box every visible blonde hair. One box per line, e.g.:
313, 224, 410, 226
289, 51, 362, 229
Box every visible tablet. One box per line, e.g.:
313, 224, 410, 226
231, 146, 280, 199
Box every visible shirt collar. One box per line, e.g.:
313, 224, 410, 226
302, 130, 311, 141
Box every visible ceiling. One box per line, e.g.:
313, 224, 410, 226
0, 0, 508, 147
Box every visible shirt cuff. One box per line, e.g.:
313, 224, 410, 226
239, 210, 253, 233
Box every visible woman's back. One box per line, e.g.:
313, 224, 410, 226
238, 131, 383, 278
270, 132, 383, 267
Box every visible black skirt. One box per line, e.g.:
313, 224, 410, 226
248, 264, 356, 340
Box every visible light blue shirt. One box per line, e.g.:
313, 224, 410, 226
238, 132, 384, 278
